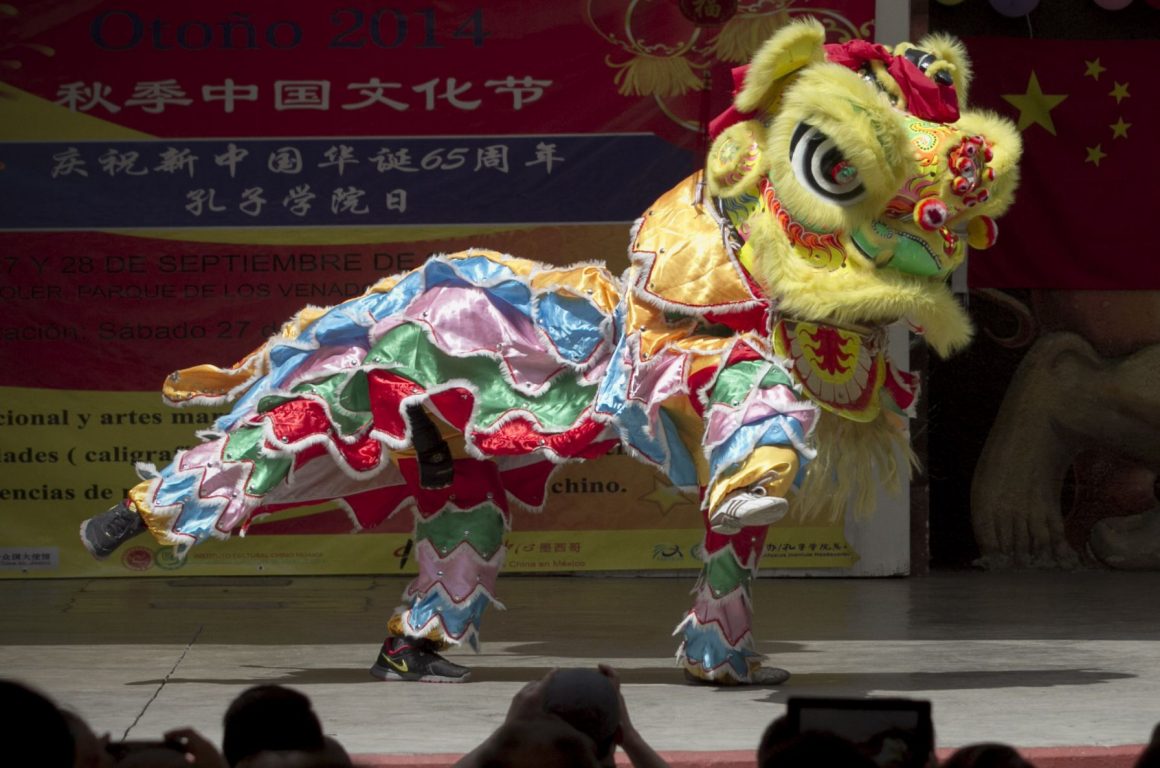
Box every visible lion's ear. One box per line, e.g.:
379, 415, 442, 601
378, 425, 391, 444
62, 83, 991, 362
911, 33, 973, 106
706, 120, 769, 199
734, 18, 827, 115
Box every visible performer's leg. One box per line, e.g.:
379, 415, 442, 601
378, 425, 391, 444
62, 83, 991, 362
406, 403, 454, 489
677, 446, 798, 685
676, 525, 775, 685
704, 446, 797, 535
370, 458, 508, 683
80, 415, 298, 559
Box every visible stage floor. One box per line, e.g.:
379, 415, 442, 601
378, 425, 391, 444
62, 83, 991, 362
2, 571, 1158, 766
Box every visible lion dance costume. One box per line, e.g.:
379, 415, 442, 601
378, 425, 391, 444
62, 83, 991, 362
81, 20, 1020, 684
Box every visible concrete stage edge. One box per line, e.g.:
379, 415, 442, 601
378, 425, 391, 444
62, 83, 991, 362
3, 571, 1157, 767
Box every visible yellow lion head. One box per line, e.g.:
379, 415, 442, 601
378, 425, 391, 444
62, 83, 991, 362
706, 18, 1021, 358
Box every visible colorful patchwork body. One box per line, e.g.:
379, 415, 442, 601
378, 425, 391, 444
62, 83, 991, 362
111, 19, 1021, 685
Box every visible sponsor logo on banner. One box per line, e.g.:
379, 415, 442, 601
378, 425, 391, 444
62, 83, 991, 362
154, 547, 187, 571
120, 546, 155, 572
652, 543, 685, 562
0, 547, 60, 570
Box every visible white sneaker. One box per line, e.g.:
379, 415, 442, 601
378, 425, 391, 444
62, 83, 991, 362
708, 479, 789, 534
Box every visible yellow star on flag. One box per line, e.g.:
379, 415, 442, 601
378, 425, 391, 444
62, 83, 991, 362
1084, 58, 1106, 80
1109, 82, 1130, 104
1085, 144, 1107, 167
640, 476, 693, 516
1110, 118, 1131, 139
1002, 71, 1068, 135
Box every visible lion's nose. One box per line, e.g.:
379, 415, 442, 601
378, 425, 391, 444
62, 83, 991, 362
949, 134, 1000, 250
910, 133, 1002, 252
948, 134, 994, 205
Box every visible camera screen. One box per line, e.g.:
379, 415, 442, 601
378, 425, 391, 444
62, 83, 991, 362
787, 697, 933, 768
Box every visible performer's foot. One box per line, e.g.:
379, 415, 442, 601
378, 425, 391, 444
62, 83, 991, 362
749, 666, 792, 685
708, 478, 789, 534
682, 665, 791, 686
79, 500, 147, 560
370, 636, 471, 683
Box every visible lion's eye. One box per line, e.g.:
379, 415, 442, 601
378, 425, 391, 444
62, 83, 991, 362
789, 123, 866, 206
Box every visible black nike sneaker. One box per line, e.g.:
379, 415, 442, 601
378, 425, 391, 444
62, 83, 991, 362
370, 636, 471, 683
79, 500, 148, 560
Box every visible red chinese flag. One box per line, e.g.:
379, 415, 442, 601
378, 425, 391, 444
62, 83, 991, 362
962, 37, 1160, 290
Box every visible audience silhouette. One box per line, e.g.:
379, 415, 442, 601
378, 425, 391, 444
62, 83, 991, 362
940, 743, 1037, 768
454, 666, 670, 768
8, 672, 1160, 768
0, 680, 75, 768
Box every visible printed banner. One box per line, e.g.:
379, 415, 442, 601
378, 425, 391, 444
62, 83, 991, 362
1, 136, 689, 229
0, 0, 875, 578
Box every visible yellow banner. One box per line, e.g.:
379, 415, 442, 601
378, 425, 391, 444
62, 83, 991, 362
1, 385, 857, 578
